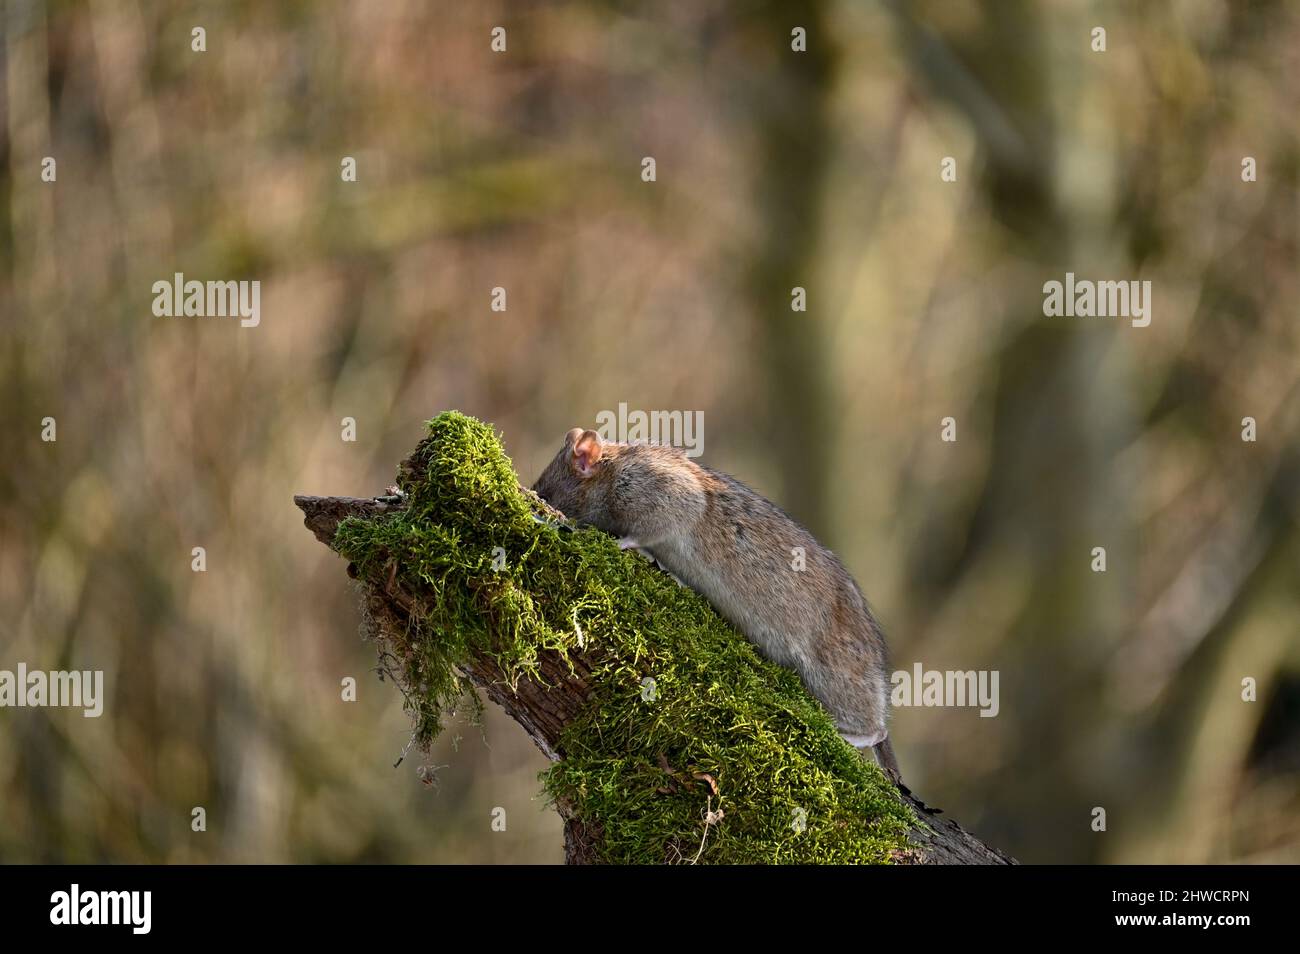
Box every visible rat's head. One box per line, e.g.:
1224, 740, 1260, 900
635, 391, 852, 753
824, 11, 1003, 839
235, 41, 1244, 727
532, 427, 606, 523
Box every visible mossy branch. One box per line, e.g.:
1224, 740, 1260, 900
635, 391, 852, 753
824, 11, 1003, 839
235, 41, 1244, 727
295, 411, 1014, 865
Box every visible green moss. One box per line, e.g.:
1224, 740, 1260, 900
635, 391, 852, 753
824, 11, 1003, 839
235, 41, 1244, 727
333, 411, 918, 863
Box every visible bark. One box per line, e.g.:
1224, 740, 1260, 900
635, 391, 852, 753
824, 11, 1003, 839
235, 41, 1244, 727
294, 491, 1014, 865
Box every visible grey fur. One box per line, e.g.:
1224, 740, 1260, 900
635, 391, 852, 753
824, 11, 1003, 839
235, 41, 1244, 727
534, 429, 900, 780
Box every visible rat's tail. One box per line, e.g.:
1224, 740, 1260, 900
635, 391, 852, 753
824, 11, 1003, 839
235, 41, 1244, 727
873, 737, 903, 786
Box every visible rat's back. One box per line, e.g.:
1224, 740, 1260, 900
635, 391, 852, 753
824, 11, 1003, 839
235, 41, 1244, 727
647, 463, 892, 747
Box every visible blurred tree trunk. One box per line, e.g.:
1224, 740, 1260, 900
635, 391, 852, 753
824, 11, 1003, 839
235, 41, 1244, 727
891, 1, 1101, 860
743, 1, 837, 536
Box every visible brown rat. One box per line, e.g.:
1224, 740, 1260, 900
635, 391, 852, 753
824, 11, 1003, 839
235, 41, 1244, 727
533, 427, 901, 782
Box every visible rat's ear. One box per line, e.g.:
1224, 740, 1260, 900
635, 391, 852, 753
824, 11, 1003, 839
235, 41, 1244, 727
569, 429, 603, 477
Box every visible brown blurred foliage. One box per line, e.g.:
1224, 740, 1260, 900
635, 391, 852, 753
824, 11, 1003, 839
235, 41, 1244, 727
1, 0, 1297, 863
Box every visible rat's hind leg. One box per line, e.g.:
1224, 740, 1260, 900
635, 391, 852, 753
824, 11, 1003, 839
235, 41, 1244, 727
839, 725, 902, 785
839, 729, 885, 749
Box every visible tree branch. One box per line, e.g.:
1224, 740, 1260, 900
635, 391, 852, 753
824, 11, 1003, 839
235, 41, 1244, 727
294, 414, 1014, 864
